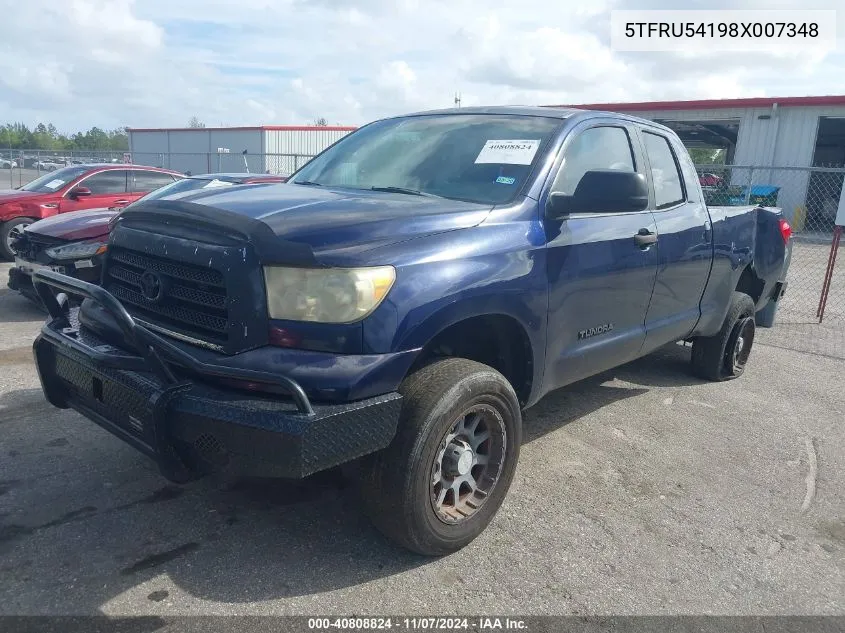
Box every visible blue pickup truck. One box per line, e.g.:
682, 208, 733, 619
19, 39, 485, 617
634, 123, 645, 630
31, 107, 791, 555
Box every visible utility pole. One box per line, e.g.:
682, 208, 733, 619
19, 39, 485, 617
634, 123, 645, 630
454, 92, 462, 108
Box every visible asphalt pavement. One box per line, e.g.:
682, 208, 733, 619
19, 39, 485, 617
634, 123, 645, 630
0, 261, 843, 616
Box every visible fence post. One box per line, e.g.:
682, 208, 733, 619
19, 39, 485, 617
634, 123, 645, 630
744, 167, 754, 204
817, 226, 842, 323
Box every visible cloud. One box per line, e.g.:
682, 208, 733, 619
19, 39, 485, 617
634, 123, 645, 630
0, 0, 843, 132
459, 16, 630, 91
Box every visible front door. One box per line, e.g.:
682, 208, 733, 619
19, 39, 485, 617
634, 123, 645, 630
60, 169, 131, 213
544, 123, 659, 390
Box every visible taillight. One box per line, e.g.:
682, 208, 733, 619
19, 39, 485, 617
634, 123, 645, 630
779, 218, 792, 243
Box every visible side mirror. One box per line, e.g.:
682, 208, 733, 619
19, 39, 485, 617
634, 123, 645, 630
68, 186, 92, 200
547, 170, 649, 218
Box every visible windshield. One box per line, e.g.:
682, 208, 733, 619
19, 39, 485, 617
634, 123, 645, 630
129, 176, 235, 205
20, 166, 89, 193
290, 114, 562, 204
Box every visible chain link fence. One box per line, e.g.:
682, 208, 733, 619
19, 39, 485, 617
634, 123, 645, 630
127, 152, 316, 177
1, 149, 317, 190
3, 149, 842, 357
695, 164, 844, 358
1, 148, 130, 189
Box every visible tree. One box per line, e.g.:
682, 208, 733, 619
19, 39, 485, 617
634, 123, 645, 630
688, 147, 727, 165
0, 122, 130, 151
188, 116, 206, 128
314, 117, 328, 127
32, 123, 57, 150
108, 127, 129, 150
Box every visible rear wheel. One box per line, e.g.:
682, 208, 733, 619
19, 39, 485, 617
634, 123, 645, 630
691, 291, 756, 381
359, 358, 522, 555
1, 217, 36, 260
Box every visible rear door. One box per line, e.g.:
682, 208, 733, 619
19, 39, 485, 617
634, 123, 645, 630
60, 169, 131, 213
544, 121, 659, 389
130, 170, 179, 201
638, 128, 713, 355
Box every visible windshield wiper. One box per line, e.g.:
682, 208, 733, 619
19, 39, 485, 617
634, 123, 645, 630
370, 186, 440, 198
293, 180, 323, 186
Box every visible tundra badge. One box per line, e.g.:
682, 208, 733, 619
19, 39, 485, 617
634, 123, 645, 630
578, 323, 614, 340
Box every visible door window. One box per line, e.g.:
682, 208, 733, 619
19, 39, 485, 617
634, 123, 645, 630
551, 126, 636, 195
643, 132, 685, 208
80, 170, 129, 194
675, 142, 701, 203
132, 170, 177, 193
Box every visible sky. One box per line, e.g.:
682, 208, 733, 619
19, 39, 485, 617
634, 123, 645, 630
0, 0, 843, 132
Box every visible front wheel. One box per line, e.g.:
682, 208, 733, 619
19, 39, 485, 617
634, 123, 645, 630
359, 358, 522, 555
691, 291, 756, 381
1, 217, 36, 260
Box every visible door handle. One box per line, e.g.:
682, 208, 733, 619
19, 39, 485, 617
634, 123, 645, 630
703, 220, 712, 242
634, 228, 658, 249
114, 199, 130, 205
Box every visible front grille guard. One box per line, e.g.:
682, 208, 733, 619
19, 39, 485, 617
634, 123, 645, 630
32, 269, 315, 417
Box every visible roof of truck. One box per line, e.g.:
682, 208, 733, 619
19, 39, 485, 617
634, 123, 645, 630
402, 105, 582, 119
392, 106, 676, 133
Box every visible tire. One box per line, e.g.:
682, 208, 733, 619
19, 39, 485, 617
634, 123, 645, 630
1, 217, 36, 260
359, 358, 522, 556
691, 291, 756, 381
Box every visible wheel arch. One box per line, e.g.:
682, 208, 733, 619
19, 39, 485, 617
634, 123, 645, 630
405, 310, 539, 407
735, 264, 766, 307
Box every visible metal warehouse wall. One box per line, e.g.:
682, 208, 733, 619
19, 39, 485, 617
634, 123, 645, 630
129, 127, 354, 176
129, 129, 265, 175
626, 105, 845, 167
263, 128, 352, 158
623, 105, 845, 219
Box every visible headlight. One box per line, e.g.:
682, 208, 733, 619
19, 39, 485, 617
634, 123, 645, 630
264, 265, 395, 323
45, 241, 107, 260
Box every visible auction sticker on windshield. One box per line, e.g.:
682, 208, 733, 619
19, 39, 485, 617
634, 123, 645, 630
475, 140, 540, 165
44, 179, 65, 190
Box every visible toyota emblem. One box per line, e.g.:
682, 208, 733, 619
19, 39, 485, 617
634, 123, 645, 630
139, 270, 166, 302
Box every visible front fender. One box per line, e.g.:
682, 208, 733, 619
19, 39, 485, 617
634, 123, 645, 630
362, 224, 548, 404
1, 202, 58, 221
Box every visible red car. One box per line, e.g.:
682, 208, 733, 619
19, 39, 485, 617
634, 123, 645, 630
8, 173, 287, 304
698, 172, 725, 187
0, 164, 183, 259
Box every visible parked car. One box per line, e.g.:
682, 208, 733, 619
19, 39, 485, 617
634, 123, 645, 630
699, 172, 725, 187
31, 107, 791, 555
0, 158, 18, 168
8, 173, 287, 303
33, 159, 66, 171
0, 163, 183, 259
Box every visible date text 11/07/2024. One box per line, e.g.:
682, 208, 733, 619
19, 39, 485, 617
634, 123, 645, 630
306, 617, 528, 630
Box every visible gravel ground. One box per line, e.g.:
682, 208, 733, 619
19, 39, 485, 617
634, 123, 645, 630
0, 261, 843, 616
